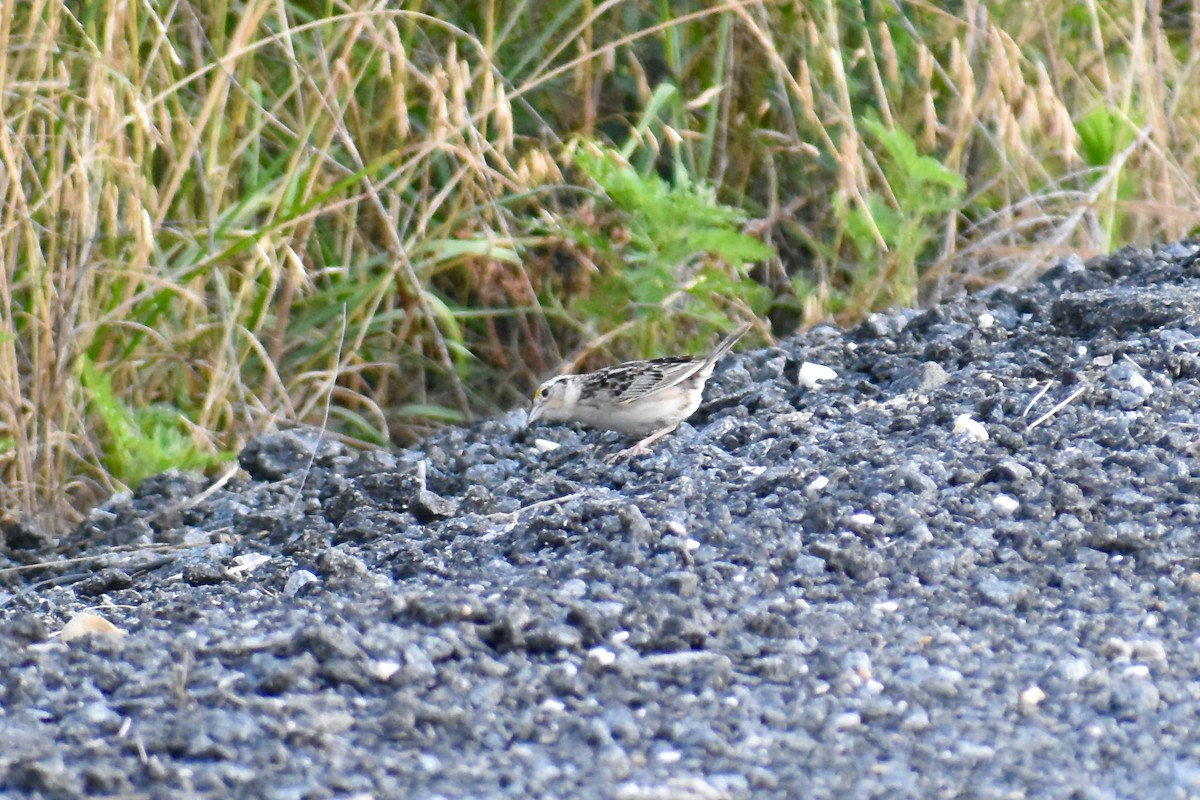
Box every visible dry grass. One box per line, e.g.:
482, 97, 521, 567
0, 0, 1198, 527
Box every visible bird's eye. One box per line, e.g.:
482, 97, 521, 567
536, 386, 547, 400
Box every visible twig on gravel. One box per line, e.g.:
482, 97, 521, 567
172, 463, 240, 512
480, 491, 589, 540
1121, 354, 1145, 371
1022, 380, 1054, 418
0, 543, 185, 578
289, 309, 349, 518
1028, 385, 1088, 431
0, 545, 186, 608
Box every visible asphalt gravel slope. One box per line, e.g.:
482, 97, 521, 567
3, 241, 1200, 799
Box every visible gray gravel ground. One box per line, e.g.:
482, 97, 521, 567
3, 241, 1200, 799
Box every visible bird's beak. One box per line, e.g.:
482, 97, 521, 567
526, 404, 543, 427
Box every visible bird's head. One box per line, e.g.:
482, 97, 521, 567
527, 375, 581, 426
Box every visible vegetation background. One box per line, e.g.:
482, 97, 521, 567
1, 0, 1198, 528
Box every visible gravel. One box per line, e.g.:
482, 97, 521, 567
3, 240, 1200, 799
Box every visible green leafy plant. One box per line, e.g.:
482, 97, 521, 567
838, 118, 966, 310
563, 137, 773, 354
1076, 105, 1140, 250
80, 359, 233, 488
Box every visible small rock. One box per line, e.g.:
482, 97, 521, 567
411, 489, 457, 522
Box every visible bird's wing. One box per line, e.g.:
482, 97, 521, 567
586, 324, 752, 404
588, 357, 702, 404
621, 323, 751, 402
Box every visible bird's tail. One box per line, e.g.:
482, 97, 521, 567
704, 322, 753, 367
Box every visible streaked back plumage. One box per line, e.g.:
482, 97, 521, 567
527, 324, 751, 437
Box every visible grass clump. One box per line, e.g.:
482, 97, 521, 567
549, 138, 773, 361
80, 360, 234, 488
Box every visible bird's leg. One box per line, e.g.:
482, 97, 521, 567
604, 424, 678, 464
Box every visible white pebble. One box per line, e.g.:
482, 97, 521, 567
798, 361, 838, 389
993, 494, 1020, 515
373, 660, 401, 681
953, 414, 989, 441
1019, 685, 1046, 708
587, 647, 617, 668
1129, 373, 1153, 397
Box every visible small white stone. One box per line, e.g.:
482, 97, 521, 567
977, 312, 995, 330
285, 570, 320, 597
559, 578, 588, 599
373, 660, 401, 681
798, 361, 838, 389
587, 647, 617, 667
1124, 664, 1151, 679
993, 494, 1020, 515
833, 712, 862, 730
1129, 373, 1154, 397
533, 438, 561, 453
59, 613, 126, 643
1060, 658, 1092, 682
1020, 685, 1046, 708
229, 553, 271, 575
850, 512, 876, 527
807, 475, 830, 492
664, 520, 687, 536
959, 742, 996, 760
953, 414, 989, 441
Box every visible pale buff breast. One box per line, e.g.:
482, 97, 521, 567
570, 374, 707, 435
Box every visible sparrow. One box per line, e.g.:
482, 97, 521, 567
527, 323, 750, 459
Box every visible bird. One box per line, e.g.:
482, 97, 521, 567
527, 323, 751, 460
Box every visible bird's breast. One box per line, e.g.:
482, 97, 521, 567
574, 391, 702, 435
